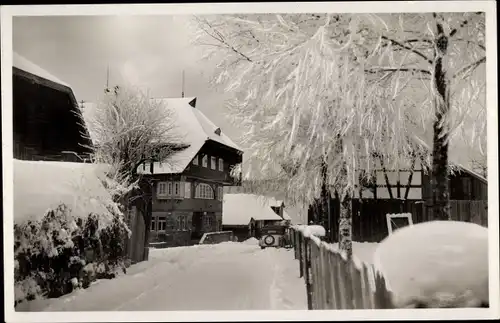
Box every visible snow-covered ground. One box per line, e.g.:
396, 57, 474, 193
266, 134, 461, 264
16, 240, 306, 311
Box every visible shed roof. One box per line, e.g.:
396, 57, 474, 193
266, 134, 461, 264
222, 193, 284, 226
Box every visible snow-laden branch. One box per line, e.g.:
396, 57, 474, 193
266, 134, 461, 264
380, 35, 433, 64
452, 56, 486, 80
191, 13, 486, 207
80, 84, 187, 203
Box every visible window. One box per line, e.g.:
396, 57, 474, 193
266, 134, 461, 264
151, 217, 157, 231
204, 216, 214, 229
176, 215, 188, 231
157, 216, 166, 232
192, 155, 199, 165
158, 182, 167, 195
202, 155, 208, 167
195, 183, 214, 199
211, 156, 217, 170
218, 186, 223, 201
184, 182, 191, 198
218, 158, 224, 171
157, 181, 183, 198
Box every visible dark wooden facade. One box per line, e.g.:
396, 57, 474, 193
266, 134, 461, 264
147, 140, 243, 247
309, 165, 488, 243
13, 67, 91, 162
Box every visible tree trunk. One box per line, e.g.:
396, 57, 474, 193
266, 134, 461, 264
138, 179, 153, 261
319, 159, 331, 242
337, 138, 353, 258
431, 18, 451, 221
338, 190, 353, 258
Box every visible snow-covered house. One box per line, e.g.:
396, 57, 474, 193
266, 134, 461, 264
81, 97, 243, 247
222, 193, 290, 241
12, 52, 92, 162
133, 97, 244, 246
315, 139, 488, 243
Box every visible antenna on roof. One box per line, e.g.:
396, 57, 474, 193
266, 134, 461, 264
181, 69, 185, 98
105, 65, 110, 93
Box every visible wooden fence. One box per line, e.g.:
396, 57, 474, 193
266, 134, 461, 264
291, 227, 394, 310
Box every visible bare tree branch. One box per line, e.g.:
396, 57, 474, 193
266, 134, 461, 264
453, 56, 486, 80
381, 35, 433, 64
449, 12, 484, 38
365, 67, 432, 75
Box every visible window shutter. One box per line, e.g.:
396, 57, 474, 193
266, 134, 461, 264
184, 182, 191, 198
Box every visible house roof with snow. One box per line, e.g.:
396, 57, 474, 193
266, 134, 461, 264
411, 134, 487, 184
223, 193, 285, 226
13, 52, 93, 154
13, 52, 73, 93
14, 160, 117, 225
82, 97, 242, 174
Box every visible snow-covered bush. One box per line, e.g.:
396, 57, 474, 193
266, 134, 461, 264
14, 204, 130, 307
373, 221, 489, 308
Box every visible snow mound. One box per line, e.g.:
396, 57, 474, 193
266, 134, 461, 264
373, 221, 488, 308
243, 237, 259, 245
295, 225, 326, 238
14, 160, 117, 225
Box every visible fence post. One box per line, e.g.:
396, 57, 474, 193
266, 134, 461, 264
322, 247, 333, 309
299, 233, 304, 278
360, 264, 374, 309
310, 242, 317, 309
326, 250, 338, 309
304, 238, 313, 310
350, 261, 364, 309
373, 271, 394, 309
317, 244, 327, 309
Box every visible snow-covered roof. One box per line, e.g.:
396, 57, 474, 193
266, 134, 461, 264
282, 210, 291, 221
412, 134, 487, 183
223, 193, 284, 226
14, 159, 117, 225
82, 97, 242, 175
13, 52, 72, 88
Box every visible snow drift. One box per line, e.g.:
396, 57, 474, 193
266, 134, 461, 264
14, 160, 117, 225
373, 221, 489, 308
294, 225, 326, 238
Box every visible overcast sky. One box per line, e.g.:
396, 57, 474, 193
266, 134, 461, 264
13, 15, 242, 148
12, 14, 486, 175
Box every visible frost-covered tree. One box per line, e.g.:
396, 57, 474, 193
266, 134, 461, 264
192, 12, 486, 255
362, 12, 486, 221
80, 84, 186, 260
81, 84, 184, 195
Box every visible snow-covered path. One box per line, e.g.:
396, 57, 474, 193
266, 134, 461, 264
17, 241, 307, 311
